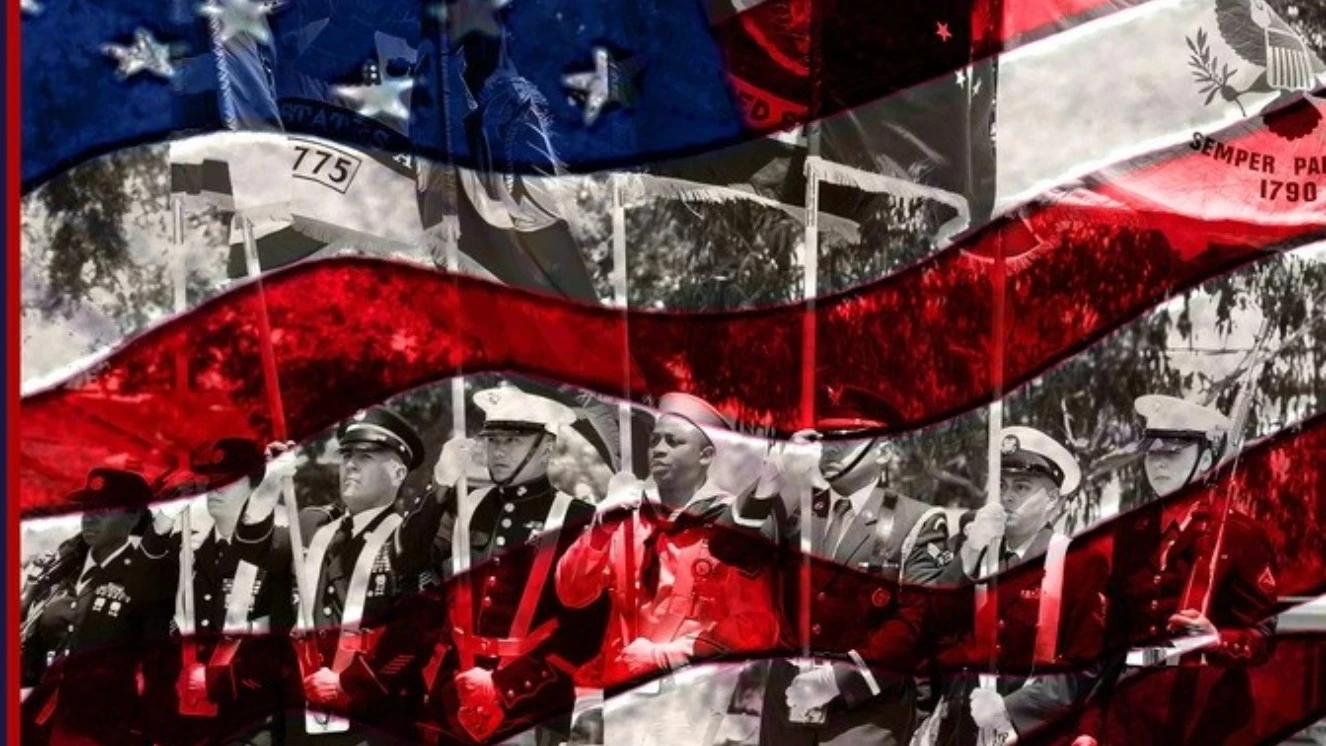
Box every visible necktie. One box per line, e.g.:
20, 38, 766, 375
321, 518, 354, 619
999, 546, 1019, 571
822, 498, 852, 555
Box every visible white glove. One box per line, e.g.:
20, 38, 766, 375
152, 501, 192, 535
786, 663, 839, 714
962, 503, 1006, 572
243, 441, 296, 524
783, 432, 828, 491
596, 472, 645, 522
755, 431, 826, 499
969, 687, 1013, 734
1167, 608, 1219, 639
189, 526, 208, 552
433, 437, 477, 489
614, 636, 689, 678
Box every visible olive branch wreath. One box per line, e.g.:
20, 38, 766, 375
1187, 27, 1248, 117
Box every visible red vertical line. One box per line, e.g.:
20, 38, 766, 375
8, 0, 24, 737
975, 0, 1006, 696
238, 217, 288, 442
611, 176, 637, 640
797, 0, 825, 661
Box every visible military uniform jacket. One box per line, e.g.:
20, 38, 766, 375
1107, 501, 1278, 665
934, 526, 1110, 743
1093, 501, 1280, 746
140, 519, 297, 736
236, 492, 446, 729
748, 486, 952, 746
20, 537, 175, 745
429, 476, 610, 736
555, 481, 783, 687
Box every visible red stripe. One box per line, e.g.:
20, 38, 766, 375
16, 230, 1319, 515
714, 0, 1154, 133
17, 97, 1326, 512
999, 0, 1144, 47
9, 0, 24, 732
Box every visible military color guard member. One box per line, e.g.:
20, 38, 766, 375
556, 392, 783, 746
1097, 395, 1279, 746
422, 383, 610, 745
736, 387, 954, 746
141, 438, 297, 746
20, 468, 175, 746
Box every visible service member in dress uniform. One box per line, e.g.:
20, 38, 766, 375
741, 388, 956, 746
423, 383, 610, 746
1096, 395, 1279, 746
19, 468, 176, 746
141, 438, 297, 746
239, 406, 447, 745
917, 426, 1110, 746
555, 392, 783, 746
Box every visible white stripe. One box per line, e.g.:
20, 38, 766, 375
995, 0, 1325, 213
846, 650, 882, 696
223, 560, 260, 634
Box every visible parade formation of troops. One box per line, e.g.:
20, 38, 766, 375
18, 381, 1284, 746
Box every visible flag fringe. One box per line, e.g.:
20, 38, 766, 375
626, 175, 860, 243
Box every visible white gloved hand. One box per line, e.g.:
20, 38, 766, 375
152, 501, 192, 535
754, 431, 826, 502
786, 663, 839, 713
244, 441, 296, 524
433, 437, 477, 489
596, 472, 645, 522
970, 687, 1013, 733
961, 503, 1006, 573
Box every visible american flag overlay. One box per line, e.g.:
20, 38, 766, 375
14, 0, 1326, 745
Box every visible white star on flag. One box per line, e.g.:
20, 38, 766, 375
101, 28, 176, 81
197, 0, 283, 45
562, 47, 639, 127
435, 0, 512, 43
334, 75, 416, 123
21, 0, 44, 17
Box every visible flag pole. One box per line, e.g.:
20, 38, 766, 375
798, 0, 825, 670
438, 23, 470, 540
799, 124, 820, 665
610, 174, 638, 643
611, 174, 632, 475
171, 196, 218, 718
971, 0, 1005, 740
974, 199, 1007, 746
238, 218, 346, 734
